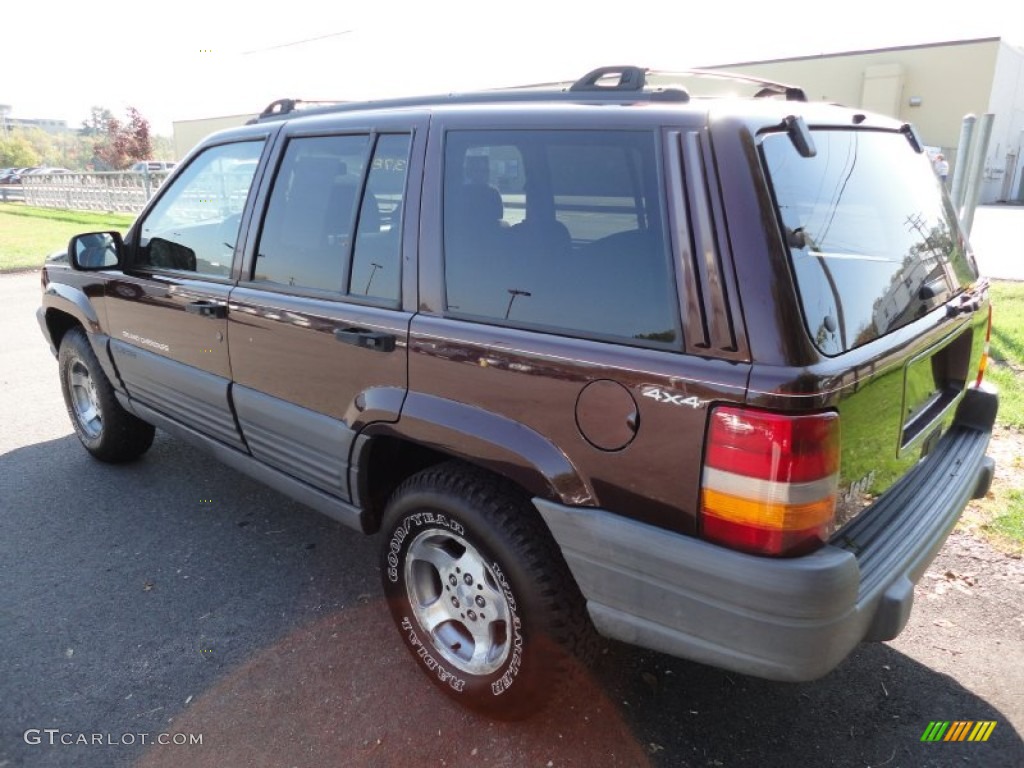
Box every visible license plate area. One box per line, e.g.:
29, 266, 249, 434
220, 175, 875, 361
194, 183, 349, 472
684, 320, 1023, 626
900, 329, 972, 449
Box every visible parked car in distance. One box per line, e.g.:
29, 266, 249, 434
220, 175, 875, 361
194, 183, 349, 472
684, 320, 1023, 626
24, 167, 72, 176
38, 65, 997, 720
1, 167, 33, 183
128, 160, 177, 173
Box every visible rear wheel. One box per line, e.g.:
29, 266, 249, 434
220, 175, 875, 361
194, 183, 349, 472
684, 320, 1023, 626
58, 327, 154, 462
380, 462, 596, 719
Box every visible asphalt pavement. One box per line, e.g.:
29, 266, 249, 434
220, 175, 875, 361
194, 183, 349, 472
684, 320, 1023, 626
2, 255, 1023, 767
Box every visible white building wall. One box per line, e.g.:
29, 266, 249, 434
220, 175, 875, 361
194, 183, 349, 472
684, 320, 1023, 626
984, 42, 1024, 202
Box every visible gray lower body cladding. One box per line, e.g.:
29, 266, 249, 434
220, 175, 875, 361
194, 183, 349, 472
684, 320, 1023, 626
535, 386, 997, 682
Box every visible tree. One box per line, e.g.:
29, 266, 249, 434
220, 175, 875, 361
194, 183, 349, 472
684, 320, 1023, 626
0, 134, 39, 167
81, 106, 115, 136
126, 107, 152, 162
19, 126, 64, 166
150, 134, 174, 161
93, 106, 154, 170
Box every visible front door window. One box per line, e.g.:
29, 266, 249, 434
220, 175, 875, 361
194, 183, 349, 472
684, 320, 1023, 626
136, 141, 264, 277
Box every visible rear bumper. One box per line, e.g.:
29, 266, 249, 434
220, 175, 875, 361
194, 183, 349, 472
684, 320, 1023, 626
535, 385, 997, 682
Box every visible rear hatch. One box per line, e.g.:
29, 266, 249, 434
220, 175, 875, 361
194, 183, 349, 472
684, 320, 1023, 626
759, 125, 988, 531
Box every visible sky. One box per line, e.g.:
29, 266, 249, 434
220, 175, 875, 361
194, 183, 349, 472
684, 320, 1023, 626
4, 0, 1023, 136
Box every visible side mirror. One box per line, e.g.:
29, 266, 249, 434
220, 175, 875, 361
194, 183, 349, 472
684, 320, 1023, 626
69, 231, 123, 271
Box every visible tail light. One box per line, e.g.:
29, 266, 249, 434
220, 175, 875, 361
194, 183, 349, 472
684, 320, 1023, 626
975, 303, 993, 387
700, 407, 840, 557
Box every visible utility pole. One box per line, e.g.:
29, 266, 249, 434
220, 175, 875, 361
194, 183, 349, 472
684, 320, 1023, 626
961, 113, 995, 237
949, 114, 976, 211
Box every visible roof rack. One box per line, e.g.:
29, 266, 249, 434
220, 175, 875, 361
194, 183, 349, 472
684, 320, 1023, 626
252, 98, 350, 121
247, 64, 806, 124
568, 65, 807, 101
661, 68, 808, 102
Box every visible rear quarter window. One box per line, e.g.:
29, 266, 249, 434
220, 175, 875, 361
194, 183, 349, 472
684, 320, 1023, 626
761, 129, 978, 356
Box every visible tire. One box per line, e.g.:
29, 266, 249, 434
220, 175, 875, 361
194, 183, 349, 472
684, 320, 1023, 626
58, 327, 155, 463
380, 462, 596, 719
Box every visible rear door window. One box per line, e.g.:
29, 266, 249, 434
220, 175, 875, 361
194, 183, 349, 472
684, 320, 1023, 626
442, 129, 679, 347
251, 132, 412, 303
762, 129, 978, 356
253, 135, 370, 293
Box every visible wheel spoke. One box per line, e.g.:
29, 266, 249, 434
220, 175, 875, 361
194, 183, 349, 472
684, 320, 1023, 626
70, 371, 91, 391
467, 620, 500, 667
78, 404, 99, 425
417, 598, 455, 635
411, 539, 459, 574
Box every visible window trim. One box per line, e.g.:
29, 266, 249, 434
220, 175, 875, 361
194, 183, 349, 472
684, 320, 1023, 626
441, 308, 683, 352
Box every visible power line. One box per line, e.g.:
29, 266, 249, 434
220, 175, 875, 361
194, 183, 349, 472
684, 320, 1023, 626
243, 29, 352, 55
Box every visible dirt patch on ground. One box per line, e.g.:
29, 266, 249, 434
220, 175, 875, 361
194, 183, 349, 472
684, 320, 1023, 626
961, 425, 1024, 555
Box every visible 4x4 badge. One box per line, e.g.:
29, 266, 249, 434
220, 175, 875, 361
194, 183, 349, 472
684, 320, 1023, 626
641, 386, 708, 409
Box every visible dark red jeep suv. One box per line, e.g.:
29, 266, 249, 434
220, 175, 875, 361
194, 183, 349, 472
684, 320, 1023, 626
39, 66, 996, 718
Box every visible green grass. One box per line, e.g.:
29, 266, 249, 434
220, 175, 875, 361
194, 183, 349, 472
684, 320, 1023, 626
988, 281, 1024, 428
989, 281, 1024, 363
984, 365, 1024, 428
977, 488, 1024, 554
963, 280, 1024, 549
0, 203, 136, 272
992, 491, 1024, 540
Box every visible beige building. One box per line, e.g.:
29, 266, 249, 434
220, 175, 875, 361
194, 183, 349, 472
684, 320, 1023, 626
706, 37, 1024, 203
172, 113, 257, 161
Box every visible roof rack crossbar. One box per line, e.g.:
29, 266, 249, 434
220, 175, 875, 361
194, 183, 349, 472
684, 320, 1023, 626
256, 98, 349, 119
569, 66, 808, 102
569, 65, 648, 92
669, 68, 808, 101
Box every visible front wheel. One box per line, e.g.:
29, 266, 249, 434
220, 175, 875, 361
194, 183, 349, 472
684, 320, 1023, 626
58, 327, 154, 462
380, 462, 595, 719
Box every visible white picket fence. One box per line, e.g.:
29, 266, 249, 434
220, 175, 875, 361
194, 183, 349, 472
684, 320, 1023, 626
21, 171, 171, 214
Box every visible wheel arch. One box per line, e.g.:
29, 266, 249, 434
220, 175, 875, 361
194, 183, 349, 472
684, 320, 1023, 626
353, 392, 595, 534
43, 300, 123, 394
43, 306, 83, 352
42, 282, 102, 339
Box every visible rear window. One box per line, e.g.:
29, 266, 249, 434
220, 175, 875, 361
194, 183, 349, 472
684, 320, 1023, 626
762, 129, 977, 356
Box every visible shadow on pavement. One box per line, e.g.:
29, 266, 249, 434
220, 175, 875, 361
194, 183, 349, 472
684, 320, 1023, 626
133, 609, 1024, 768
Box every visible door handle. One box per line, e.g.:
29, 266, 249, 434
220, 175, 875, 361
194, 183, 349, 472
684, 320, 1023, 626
334, 327, 396, 352
185, 300, 228, 319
